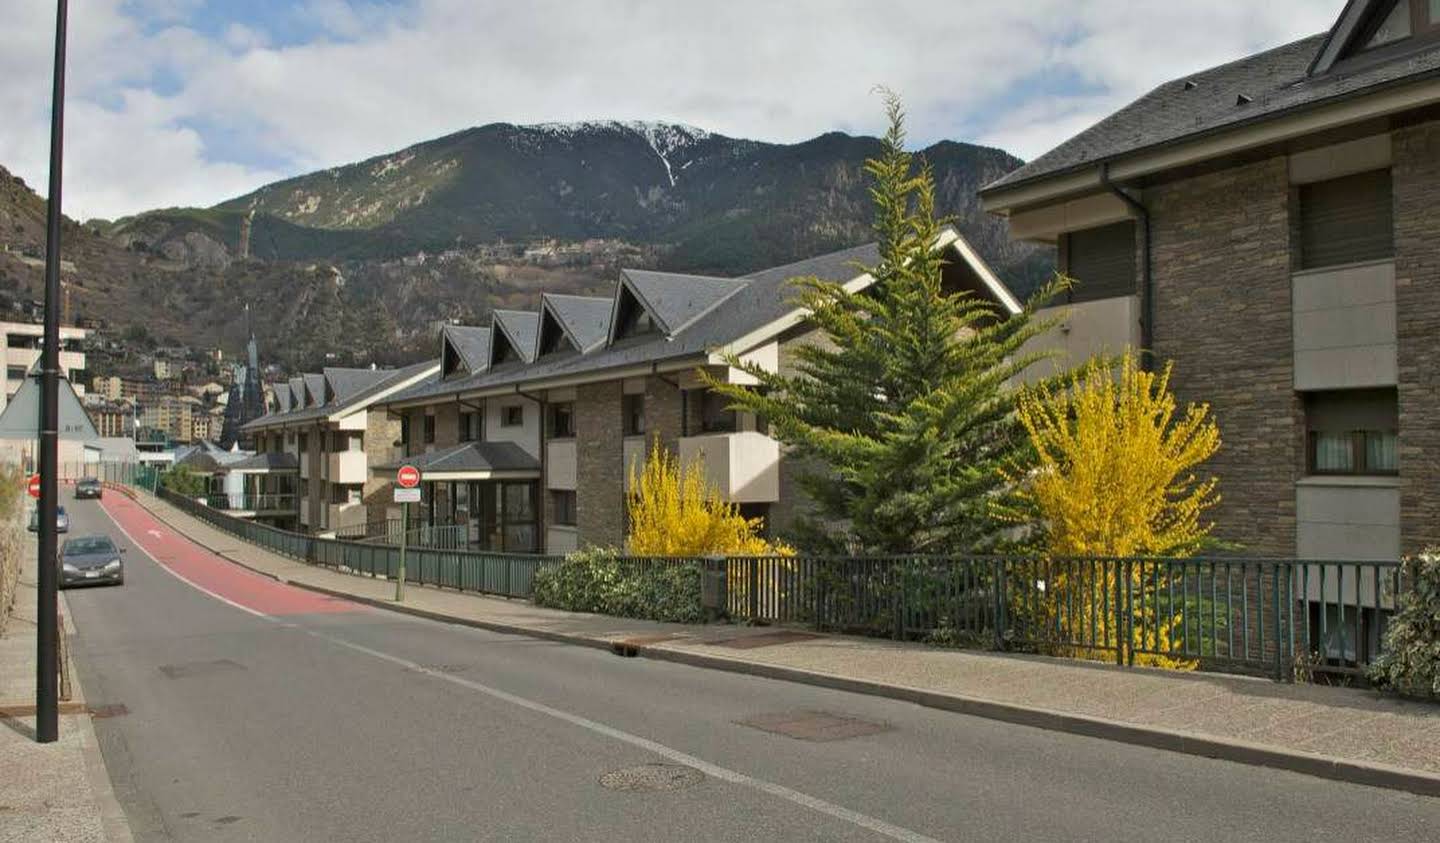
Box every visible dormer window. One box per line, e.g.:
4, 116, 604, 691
536, 310, 575, 358
614, 287, 659, 341
1358, 0, 1440, 52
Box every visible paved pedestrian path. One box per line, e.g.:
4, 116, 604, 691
0, 528, 131, 842
124, 487, 1440, 795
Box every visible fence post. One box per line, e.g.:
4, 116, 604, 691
748, 558, 759, 620
992, 559, 1006, 651
1114, 560, 1125, 667
1272, 563, 1283, 683
1125, 559, 1135, 667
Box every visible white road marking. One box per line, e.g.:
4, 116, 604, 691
95, 499, 944, 842
99, 500, 270, 620
307, 628, 945, 843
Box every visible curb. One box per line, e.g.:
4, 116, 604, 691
126, 491, 1440, 799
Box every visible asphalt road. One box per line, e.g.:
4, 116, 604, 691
60, 495, 1440, 842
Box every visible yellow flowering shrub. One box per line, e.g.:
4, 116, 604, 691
1010, 350, 1221, 668
626, 439, 791, 558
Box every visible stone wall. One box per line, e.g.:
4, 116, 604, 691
1147, 156, 1301, 556
1393, 119, 1440, 553
363, 409, 402, 525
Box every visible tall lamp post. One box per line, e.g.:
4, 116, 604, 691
36, 0, 69, 745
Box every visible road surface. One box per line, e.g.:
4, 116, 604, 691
60, 494, 1440, 842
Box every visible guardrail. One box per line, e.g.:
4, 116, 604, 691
203, 493, 297, 513
725, 555, 1404, 680
156, 486, 560, 599
148, 483, 1403, 682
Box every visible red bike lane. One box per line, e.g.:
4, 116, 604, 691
98, 492, 362, 618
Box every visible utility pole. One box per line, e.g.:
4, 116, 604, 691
36, 0, 69, 745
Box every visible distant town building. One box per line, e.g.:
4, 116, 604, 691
219, 321, 267, 449
0, 320, 87, 413
86, 400, 133, 438
91, 374, 122, 400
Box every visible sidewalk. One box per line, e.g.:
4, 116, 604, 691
0, 530, 131, 842
129, 488, 1440, 797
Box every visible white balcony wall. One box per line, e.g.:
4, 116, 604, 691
1292, 260, 1397, 390
547, 440, 576, 490
485, 397, 541, 458
1021, 295, 1142, 382
546, 526, 579, 555
622, 438, 646, 492
1296, 477, 1400, 609
328, 450, 367, 485
678, 431, 780, 503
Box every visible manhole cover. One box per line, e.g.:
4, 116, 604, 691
738, 710, 891, 742
598, 763, 704, 792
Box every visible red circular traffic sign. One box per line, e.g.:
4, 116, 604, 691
26, 474, 40, 499
396, 465, 421, 489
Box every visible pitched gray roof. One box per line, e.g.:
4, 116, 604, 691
227, 452, 299, 472
382, 240, 883, 406
375, 441, 539, 475
983, 32, 1440, 194
619, 269, 749, 336
241, 359, 439, 431
302, 373, 327, 407
442, 324, 491, 373
492, 310, 540, 363
273, 386, 292, 414
287, 377, 305, 408
324, 367, 393, 402
541, 294, 611, 354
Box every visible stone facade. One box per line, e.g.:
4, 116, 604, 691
363, 410, 403, 524
1393, 119, 1440, 553
644, 376, 683, 454
1147, 156, 1301, 556
575, 381, 624, 548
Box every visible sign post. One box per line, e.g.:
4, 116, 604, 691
394, 465, 421, 602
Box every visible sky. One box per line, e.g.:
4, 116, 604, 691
0, 0, 1344, 221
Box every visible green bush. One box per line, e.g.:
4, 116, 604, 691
1369, 549, 1440, 699
159, 465, 206, 496
532, 549, 704, 624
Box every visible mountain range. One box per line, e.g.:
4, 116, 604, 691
1, 120, 1052, 373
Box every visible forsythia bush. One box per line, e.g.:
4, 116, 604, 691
531, 549, 705, 624
1368, 549, 1440, 699
1007, 350, 1221, 669
626, 439, 790, 557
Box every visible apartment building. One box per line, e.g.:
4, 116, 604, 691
0, 320, 86, 412
372, 229, 1023, 554
91, 374, 122, 400
237, 363, 438, 534
85, 399, 133, 438
980, 0, 1440, 570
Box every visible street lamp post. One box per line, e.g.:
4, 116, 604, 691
36, 0, 69, 745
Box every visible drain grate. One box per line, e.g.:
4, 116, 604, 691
88, 703, 129, 719
738, 710, 891, 742
158, 659, 246, 680
598, 763, 704, 792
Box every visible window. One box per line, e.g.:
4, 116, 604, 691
400, 416, 410, 448
1062, 221, 1136, 303
699, 390, 737, 433
459, 411, 476, 442
551, 490, 577, 526
1356, 0, 1440, 52
501, 405, 524, 427
1305, 389, 1398, 476
548, 403, 575, 438
614, 288, 659, 340
423, 415, 435, 444
1298, 170, 1393, 270
298, 433, 308, 453
623, 394, 645, 436
347, 432, 363, 452
1365, 0, 1412, 47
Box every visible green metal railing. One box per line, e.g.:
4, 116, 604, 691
142, 481, 1405, 682
154, 486, 561, 599
724, 555, 1404, 680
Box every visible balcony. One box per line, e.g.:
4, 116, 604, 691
547, 439, 576, 490
326, 501, 368, 534
299, 454, 310, 480
1292, 259, 1396, 390
327, 450, 368, 485
204, 493, 298, 517
677, 431, 780, 503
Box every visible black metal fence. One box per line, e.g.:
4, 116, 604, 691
146, 485, 1403, 681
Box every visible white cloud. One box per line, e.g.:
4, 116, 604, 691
0, 0, 1346, 219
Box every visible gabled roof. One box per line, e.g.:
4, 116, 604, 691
324, 367, 393, 403
610, 269, 749, 342
241, 359, 440, 431
373, 441, 540, 478
302, 373, 327, 407
982, 14, 1440, 200
440, 324, 491, 377
287, 377, 305, 408
491, 310, 540, 365
273, 386, 292, 414
536, 294, 612, 357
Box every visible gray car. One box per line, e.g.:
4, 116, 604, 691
59, 534, 125, 588
28, 506, 69, 533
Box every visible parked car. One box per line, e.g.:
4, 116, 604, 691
28, 506, 69, 534
58, 534, 125, 588
74, 478, 103, 499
